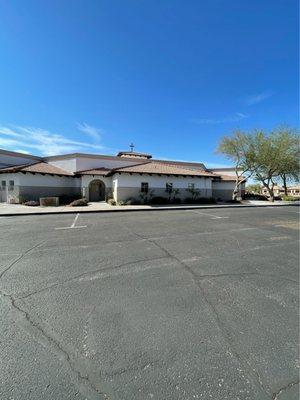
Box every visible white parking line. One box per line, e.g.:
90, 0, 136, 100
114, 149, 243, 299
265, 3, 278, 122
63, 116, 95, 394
71, 213, 79, 228
55, 213, 87, 230
188, 210, 229, 219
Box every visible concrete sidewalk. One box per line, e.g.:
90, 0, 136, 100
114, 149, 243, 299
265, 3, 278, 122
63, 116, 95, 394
0, 200, 298, 216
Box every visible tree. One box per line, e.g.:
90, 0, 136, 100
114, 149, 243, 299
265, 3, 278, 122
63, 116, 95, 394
217, 126, 299, 202
248, 130, 280, 202
247, 128, 299, 202
274, 127, 300, 195
217, 130, 254, 200
246, 183, 261, 194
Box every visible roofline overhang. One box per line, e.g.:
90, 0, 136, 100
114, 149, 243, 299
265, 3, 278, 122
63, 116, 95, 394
0, 148, 42, 160
112, 170, 214, 178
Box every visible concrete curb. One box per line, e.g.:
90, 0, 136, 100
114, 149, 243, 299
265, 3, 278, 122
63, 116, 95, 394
0, 202, 298, 217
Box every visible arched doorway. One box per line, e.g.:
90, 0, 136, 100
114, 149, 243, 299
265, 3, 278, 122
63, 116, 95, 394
89, 179, 106, 201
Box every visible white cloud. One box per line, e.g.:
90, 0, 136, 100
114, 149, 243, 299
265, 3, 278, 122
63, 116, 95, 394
244, 90, 274, 105
191, 112, 248, 125
77, 122, 102, 142
0, 124, 107, 156
203, 162, 232, 168
14, 149, 30, 154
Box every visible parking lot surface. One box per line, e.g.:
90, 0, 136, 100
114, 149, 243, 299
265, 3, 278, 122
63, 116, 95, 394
0, 207, 299, 400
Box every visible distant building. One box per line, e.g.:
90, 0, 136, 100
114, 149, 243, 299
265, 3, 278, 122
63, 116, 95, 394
261, 185, 300, 197
0, 148, 244, 203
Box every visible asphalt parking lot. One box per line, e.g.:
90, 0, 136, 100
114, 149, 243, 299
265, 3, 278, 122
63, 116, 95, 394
0, 206, 299, 400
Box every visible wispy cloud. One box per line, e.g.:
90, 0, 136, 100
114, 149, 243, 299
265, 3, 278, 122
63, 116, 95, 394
0, 124, 107, 156
244, 90, 274, 105
191, 112, 248, 125
77, 122, 102, 142
203, 162, 232, 168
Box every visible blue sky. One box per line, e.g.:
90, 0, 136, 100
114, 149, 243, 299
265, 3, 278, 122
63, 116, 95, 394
0, 0, 298, 167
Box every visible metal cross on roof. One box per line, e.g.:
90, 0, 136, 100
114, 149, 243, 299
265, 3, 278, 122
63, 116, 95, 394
130, 143, 135, 152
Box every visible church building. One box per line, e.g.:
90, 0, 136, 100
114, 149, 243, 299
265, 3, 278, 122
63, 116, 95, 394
0, 147, 243, 204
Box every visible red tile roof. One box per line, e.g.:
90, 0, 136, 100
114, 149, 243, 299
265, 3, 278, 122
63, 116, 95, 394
0, 162, 73, 176
214, 174, 236, 181
113, 161, 216, 177
0, 159, 237, 182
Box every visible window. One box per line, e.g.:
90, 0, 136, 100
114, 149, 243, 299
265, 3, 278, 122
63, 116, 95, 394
8, 180, 14, 191
188, 183, 195, 190
166, 182, 173, 191
141, 182, 149, 193
1, 180, 6, 188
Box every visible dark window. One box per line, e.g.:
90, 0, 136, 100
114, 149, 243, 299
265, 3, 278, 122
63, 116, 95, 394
166, 182, 173, 191
1, 180, 6, 187
8, 180, 14, 191
141, 182, 149, 193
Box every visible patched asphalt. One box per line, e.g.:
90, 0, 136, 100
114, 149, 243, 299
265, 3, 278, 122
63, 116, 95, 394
0, 207, 299, 400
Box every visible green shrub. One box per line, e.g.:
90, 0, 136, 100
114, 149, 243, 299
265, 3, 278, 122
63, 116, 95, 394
282, 195, 300, 201
69, 198, 88, 207
172, 197, 182, 204
117, 200, 126, 206
107, 198, 116, 205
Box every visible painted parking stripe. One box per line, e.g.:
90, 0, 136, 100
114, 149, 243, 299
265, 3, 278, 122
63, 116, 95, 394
187, 210, 229, 219
55, 213, 87, 230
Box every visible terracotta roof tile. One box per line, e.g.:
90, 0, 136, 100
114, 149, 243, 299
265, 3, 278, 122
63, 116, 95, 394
113, 161, 216, 177
213, 174, 248, 182
0, 162, 73, 176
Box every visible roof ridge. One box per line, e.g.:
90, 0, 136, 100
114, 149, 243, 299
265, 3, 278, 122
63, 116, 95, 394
112, 160, 152, 172
76, 166, 112, 173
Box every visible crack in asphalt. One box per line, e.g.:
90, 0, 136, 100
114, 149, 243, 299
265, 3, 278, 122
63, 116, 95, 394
124, 226, 274, 398
0, 240, 47, 281
193, 271, 298, 284
16, 255, 171, 300
272, 379, 299, 399
10, 226, 251, 255
0, 290, 109, 400
2, 216, 298, 399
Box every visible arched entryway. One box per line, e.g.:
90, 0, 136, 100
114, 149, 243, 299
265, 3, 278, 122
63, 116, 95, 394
88, 179, 106, 201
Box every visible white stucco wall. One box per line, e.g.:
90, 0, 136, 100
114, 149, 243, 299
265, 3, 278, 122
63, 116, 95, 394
0, 173, 20, 202
113, 173, 212, 189
0, 172, 82, 202
0, 173, 21, 185
17, 173, 81, 187
48, 156, 146, 173
212, 180, 235, 190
